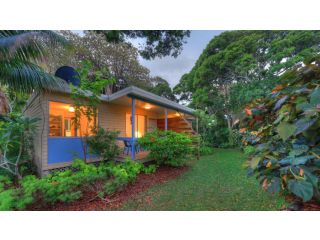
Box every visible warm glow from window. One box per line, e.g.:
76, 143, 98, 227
126, 114, 146, 138
68, 106, 75, 112
49, 101, 97, 137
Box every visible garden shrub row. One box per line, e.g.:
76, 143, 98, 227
0, 159, 156, 210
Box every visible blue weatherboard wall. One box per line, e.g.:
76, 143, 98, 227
48, 137, 97, 164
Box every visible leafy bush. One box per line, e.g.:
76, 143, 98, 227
102, 159, 143, 196
138, 130, 193, 167
240, 61, 320, 202
0, 158, 147, 210
142, 164, 158, 174
243, 146, 255, 156
87, 127, 120, 161
0, 113, 38, 178
199, 146, 214, 156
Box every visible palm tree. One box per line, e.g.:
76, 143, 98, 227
0, 30, 67, 91
0, 30, 67, 114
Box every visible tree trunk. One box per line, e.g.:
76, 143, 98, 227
225, 113, 234, 146
0, 90, 9, 115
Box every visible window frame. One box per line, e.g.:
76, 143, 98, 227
48, 100, 99, 138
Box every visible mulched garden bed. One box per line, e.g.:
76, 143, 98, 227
284, 195, 320, 211
28, 165, 188, 211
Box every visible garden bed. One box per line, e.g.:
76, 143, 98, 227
285, 195, 320, 211
27, 165, 188, 211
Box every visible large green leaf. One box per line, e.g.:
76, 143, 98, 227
287, 179, 313, 202
267, 177, 281, 194
294, 118, 317, 135
276, 122, 296, 141
310, 88, 320, 105
291, 155, 315, 165
250, 156, 261, 169
289, 144, 309, 157
301, 167, 318, 187
273, 95, 288, 111
296, 102, 313, 112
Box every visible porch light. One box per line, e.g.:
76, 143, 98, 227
144, 104, 151, 109
175, 112, 180, 116
68, 106, 75, 112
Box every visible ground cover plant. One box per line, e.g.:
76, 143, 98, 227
240, 60, 320, 203
0, 159, 156, 210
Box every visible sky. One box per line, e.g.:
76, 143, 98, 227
74, 30, 224, 87
133, 30, 224, 87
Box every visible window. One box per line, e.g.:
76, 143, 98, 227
125, 114, 146, 138
49, 101, 97, 137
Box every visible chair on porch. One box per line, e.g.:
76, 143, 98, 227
123, 139, 140, 155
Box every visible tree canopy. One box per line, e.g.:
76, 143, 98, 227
94, 30, 191, 60
174, 30, 320, 146
47, 31, 174, 96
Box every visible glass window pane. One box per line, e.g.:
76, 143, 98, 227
125, 113, 145, 137
49, 101, 97, 137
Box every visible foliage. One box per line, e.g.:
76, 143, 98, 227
240, 61, 320, 202
102, 159, 143, 196
0, 30, 67, 93
142, 164, 158, 174
174, 30, 320, 147
47, 31, 175, 96
0, 85, 29, 115
199, 146, 214, 156
122, 149, 286, 210
138, 130, 193, 167
0, 159, 147, 210
0, 113, 38, 178
70, 60, 114, 161
94, 30, 191, 60
87, 127, 120, 161
149, 76, 176, 101
243, 146, 255, 156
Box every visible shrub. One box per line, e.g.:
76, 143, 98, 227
142, 164, 157, 174
240, 62, 320, 202
87, 127, 120, 161
0, 114, 38, 178
0, 189, 15, 211
199, 146, 214, 156
0, 158, 147, 210
138, 130, 193, 167
243, 146, 255, 156
102, 159, 143, 196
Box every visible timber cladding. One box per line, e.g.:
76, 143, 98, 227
24, 91, 164, 175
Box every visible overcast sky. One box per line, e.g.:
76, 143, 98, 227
133, 30, 224, 87
74, 30, 224, 87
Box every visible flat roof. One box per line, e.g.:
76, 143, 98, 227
104, 86, 195, 115
31, 84, 195, 115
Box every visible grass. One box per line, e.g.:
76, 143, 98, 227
121, 148, 286, 210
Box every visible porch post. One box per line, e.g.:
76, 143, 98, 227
196, 117, 199, 134
165, 108, 168, 131
131, 96, 136, 160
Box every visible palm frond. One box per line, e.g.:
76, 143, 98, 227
0, 30, 68, 61
0, 59, 65, 92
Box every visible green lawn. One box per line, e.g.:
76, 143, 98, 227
121, 148, 286, 210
